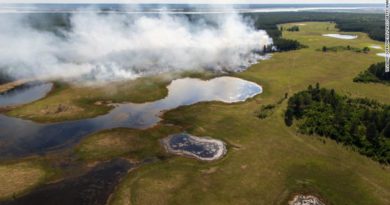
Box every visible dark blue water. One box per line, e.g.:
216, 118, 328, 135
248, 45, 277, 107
0, 82, 52, 107
0, 77, 260, 158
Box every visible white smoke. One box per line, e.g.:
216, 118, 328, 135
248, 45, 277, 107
0, 11, 272, 83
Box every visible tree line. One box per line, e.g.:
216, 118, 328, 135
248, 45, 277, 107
354, 62, 390, 84
285, 84, 390, 163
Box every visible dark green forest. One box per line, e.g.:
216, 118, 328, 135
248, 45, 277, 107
285, 84, 390, 163
285, 25, 300, 32
354, 62, 390, 84
273, 38, 306, 52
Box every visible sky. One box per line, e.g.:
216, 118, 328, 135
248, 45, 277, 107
0, 0, 384, 4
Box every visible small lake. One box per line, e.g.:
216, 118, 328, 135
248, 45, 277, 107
162, 133, 226, 161
322, 34, 358, 40
0, 82, 53, 107
0, 77, 262, 158
370, 45, 382, 50
377, 53, 387, 58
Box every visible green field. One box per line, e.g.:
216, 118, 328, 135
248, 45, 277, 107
107, 22, 390, 205
2, 22, 390, 204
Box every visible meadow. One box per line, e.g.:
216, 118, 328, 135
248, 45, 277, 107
109, 22, 390, 205
0, 22, 390, 204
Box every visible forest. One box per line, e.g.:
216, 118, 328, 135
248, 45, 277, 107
285, 84, 390, 163
354, 62, 390, 84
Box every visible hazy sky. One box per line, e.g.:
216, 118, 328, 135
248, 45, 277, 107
0, 0, 384, 4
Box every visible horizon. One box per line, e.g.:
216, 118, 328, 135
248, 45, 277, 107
0, 0, 384, 5
0, 3, 384, 5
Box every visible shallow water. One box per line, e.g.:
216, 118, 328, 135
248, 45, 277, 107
322, 34, 357, 40
370, 45, 382, 50
0, 77, 261, 158
0, 83, 52, 107
377, 53, 387, 58
162, 133, 226, 161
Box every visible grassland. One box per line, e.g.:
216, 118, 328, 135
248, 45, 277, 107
0, 162, 46, 200
2, 22, 390, 204
105, 22, 390, 205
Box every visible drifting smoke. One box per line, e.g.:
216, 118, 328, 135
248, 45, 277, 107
0, 10, 272, 83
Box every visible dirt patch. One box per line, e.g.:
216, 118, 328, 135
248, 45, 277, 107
95, 136, 124, 147
288, 194, 325, 205
39, 104, 84, 115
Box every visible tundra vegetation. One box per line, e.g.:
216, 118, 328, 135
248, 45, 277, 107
0, 162, 46, 200
108, 22, 390, 205
1, 21, 390, 205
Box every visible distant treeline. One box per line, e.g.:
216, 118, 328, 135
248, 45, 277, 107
245, 12, 385, 42
0, 71, 12, 85
285, 84, 390, 163
354, 62, 390, 84
285, 25, 300, 32
272, 38, 306, 52
319, 45, 370, 53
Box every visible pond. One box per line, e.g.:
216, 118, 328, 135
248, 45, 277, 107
0, 77, 262, 158
0, 82, 53, 107
377, 53, 387, 58
322, 34, 357, 40
161, 133, 226, 161
370, 45, 382, 50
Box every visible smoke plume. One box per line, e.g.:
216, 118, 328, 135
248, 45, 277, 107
0, 10, 272, 83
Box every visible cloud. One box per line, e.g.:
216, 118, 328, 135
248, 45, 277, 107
0, 11, 272, 83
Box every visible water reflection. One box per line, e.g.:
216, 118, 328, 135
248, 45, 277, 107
0, 83, 53, 107
0, 77, 262, 158
322, 34, 357, 40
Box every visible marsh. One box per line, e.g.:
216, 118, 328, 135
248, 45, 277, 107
0, 77, 261, 158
